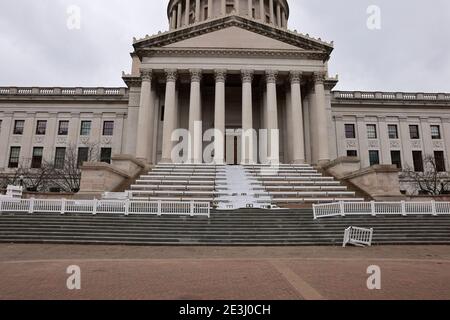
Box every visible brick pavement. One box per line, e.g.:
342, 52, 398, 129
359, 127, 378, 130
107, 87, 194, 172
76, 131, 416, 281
1, 244, 450, 300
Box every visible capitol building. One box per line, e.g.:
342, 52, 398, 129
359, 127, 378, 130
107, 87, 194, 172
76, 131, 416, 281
1, 0, 450, 201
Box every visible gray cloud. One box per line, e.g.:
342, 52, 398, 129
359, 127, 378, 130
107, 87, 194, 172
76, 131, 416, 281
0, 0, 449, 92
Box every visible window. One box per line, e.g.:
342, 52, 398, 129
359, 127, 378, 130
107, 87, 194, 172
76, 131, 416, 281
409, 125, 420, 139
102, 121, 114, 136
369, 150, 380, 166
431, 125, 442, 140
434, 151, 446, 172
345, 124, 356, 139
367, 124, 377, 139
388, 125, 399, 139
31, 147, 44, 169
8, 147, 21, 168
13, 120, 25, 135
54, 147, 66, 169
100, 148, 112, 164
391, 151, 402, 169
347, 150, 358, 157
36, 120, 47, 135
412, 151, 424, 172
80, 121, 92, 136
58, 120, 69, 135
77, 147, 89, 168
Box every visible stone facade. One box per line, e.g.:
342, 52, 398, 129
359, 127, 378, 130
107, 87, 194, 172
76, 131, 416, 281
0, 0, 449, 196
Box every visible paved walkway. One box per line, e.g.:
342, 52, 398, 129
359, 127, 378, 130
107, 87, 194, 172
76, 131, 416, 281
1, 244, 450, 300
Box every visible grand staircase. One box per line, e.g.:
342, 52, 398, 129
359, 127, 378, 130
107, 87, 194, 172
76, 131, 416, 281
128, 163, 363, 209
1, 211, 450, 245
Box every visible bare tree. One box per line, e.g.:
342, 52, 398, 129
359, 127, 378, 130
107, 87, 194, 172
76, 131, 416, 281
1, 142, 100, 194
0, 159, 54, 192
0, 163, 28, 189
50, 143, 100, 193
403, 154, 450, 196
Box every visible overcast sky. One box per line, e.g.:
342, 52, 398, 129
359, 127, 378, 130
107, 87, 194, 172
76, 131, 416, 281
0, 0, 449, 92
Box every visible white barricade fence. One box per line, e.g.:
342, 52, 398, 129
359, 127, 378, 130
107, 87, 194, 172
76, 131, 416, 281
313, 201, 450, 219
1, 185, 24, 199
0, 198, 210, 218
343, 227, 374, 247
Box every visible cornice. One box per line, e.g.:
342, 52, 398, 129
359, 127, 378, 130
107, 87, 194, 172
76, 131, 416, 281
139, 47, 328, 60
122, 76, 142, 88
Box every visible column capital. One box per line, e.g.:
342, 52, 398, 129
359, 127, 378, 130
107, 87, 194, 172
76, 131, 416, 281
214, 69, 227, 82
265, 70, 278, 84
140, 69, 152, 82
289, 71, 303, 84
165, 69, 178, 82
313, 72, 326, 84
241, 69, 254, 83
189, 69, 203, 82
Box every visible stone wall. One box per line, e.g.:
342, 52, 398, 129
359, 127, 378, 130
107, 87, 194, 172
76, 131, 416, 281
77, 155, 148, 199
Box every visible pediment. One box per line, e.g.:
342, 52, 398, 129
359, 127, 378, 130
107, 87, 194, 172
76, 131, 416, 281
164, 26, 300, 50
133, 15, 333, 58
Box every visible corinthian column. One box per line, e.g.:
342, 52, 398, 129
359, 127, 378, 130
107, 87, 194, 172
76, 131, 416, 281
188, 69, 203, 163
214, 70, 227, 164
259, 0, 265, 21
185, 0, 190, 25
235, 0, 240, 14
289, 71, 305, 164
221, 0, 226, 15
276, 3, 281, 26
208, 0, 213, 18
266, 70, 279, 163
161, 69, 178, 163
241, 70, 254, 164
195, 0, 201, 21
313, 72, 330, 165
177, 2, 183, 27
269, 0, 274, 23
136, 70, 155, 163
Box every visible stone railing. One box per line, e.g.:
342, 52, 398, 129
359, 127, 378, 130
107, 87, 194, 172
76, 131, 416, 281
0, 87, 127, 96
333, 91, 450, 102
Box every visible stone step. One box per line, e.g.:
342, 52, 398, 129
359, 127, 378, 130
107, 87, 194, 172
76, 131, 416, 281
1, 212, 450, 245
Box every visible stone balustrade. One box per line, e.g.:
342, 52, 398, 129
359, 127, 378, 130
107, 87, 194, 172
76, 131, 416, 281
334, 91, 450, 102
0, 87, 127, 96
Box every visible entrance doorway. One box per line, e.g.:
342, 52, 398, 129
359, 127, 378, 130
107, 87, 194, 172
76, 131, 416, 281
225, 129, 242, 165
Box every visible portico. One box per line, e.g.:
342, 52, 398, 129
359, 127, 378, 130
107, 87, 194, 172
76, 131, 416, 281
133, 68, 331, 165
